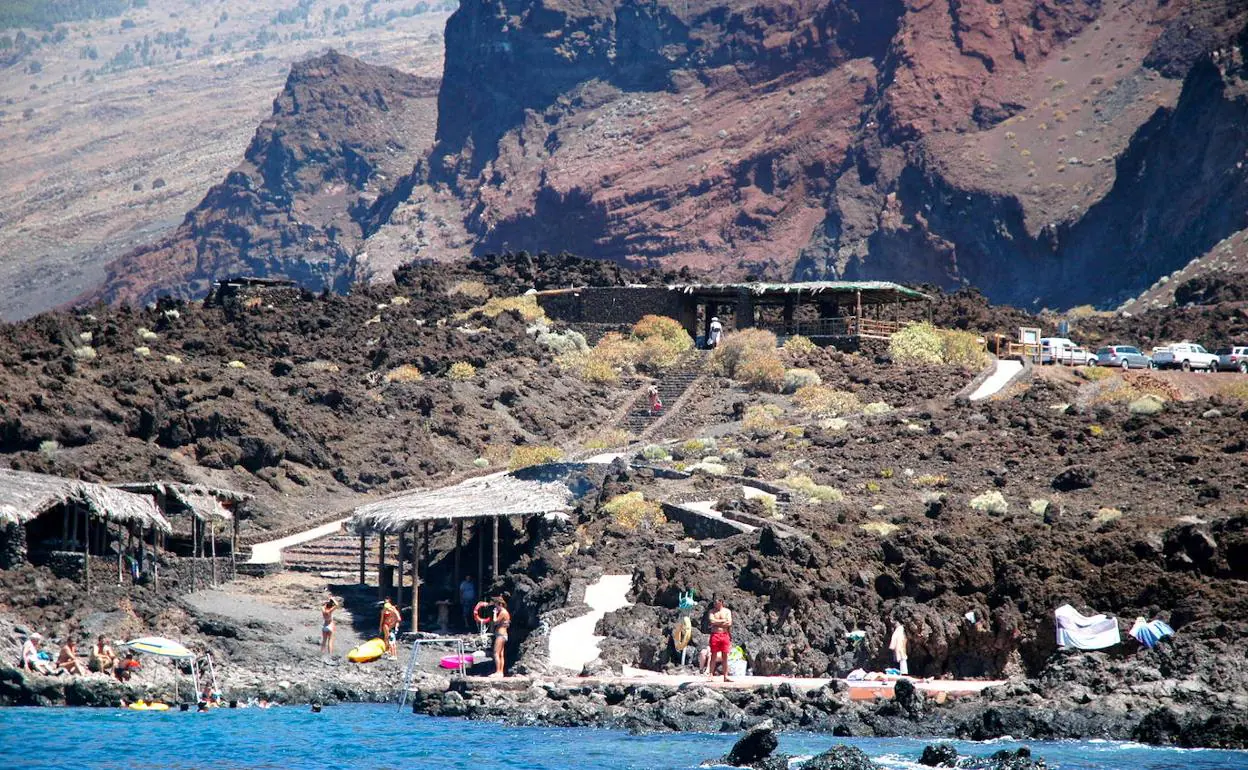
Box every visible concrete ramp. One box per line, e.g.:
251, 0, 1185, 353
548, 574, 633, 673
969, 359, 1024, 401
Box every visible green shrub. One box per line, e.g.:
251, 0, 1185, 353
793, 385, 861, 417
1078, 366, 1114, 382
38, 440, 60, 458
742, 404, 784, 436
641, 444, 672, 461
710, 329, 777, 377
508, 445, 564, 470
783, 473, 844, 503
820, 417, 849, 432
630, 315, 693, 371
473, 458, 490, 469
448, 362, 477, 381
862, 401, 893, 416
133, 346, 151, 357
969, 491, 1009, 514
889, 323, 944, 365
941, 329, 989, 369
680, 438, 718, 458
1128, 394, 1165, 415
782, 335, 818, 354
72, 345, 96, 361
782, 368, 822, 394
688, 461, 727, 476
721, 447, 744, 463
164, 355, 182, 364
535, 327, 589, 355
1029, 499, 1050, 515
601, 492, 665, 530
78, 331, 92, 343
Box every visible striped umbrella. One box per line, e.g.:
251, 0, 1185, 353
123, 637, 193, 659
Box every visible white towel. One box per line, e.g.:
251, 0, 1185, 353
1054, 604, 1120, 650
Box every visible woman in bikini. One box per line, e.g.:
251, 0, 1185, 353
490, 596, 511, 678
320, 598, 339, 656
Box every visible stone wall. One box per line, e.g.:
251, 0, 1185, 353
660, 503, 753, 540
537, 287, 696, 331
0, 523, 26, 569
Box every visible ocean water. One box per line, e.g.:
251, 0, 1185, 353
1, 704, 1245, 770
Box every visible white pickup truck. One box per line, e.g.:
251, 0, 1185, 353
1151, 343, 1219, 372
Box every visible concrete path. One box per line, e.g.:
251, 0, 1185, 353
969, 359, 1024, 401
548, 574, 633, 673
246, 517, 349, 564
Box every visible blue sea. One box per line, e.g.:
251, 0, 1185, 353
1, 704, 1245, 769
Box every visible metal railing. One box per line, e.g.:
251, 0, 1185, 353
397, 634, 471, 710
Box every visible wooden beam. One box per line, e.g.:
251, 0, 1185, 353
411, 525, 422, 633
453, 520, 462, 605
117, 522, 123, 586
492, 517, 499, 580
83, 506, 90, 594
476, 519, 484, 593
396, 529, 405, 615
378, 532, 387, 601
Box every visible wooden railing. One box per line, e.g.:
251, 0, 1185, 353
766, 316, 907, 339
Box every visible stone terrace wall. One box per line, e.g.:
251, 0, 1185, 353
537, 287, 696, 330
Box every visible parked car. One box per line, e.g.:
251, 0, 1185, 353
1095, 345, 1153, 369
1215, 346, 1248, 373
1152, 342, 1218, 372
1040, 337, 1079, 364
1054, 346, 1097, 366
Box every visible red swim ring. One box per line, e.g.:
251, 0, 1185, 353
472, 601, 492, 624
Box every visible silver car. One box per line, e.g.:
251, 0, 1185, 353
1216, 346, 1248, 373
1095, 345, 1152, 369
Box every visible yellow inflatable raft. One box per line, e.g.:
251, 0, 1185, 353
347, 637, 386, 663
127, 700, 170, 711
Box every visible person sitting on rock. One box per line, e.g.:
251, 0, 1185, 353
88, 635, 116, 674
20, 633, 62, 676
56, 637, 86, 676
114, 651, 141, 682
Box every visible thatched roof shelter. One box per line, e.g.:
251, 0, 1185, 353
0, 469, 171, 532
349, 471, 575, 535
113, 481, 248, 522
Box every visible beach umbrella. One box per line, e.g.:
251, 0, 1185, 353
123, 636, 193, 659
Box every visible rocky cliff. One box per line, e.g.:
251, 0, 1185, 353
360, 0, 1248, 310
83, 51, 440, 308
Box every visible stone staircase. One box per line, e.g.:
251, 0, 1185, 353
283, 532, 397, 575
619, 351, 706, 435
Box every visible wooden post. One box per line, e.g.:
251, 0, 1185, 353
61, 508, 67, 548
453, 520, 462, 604
855, 289, 862, 335
378, 532, 387, 601
492, 517, 499, 580
411, 525, 422, 633
83, 507, 90, 594
151, 526, 159, 588
476, 519, 484, 593
210, 520, 218, 588
70, 502, 78, 546
396, 529, 405, 615
117, 522, 124, 586
358, 533, 366, 585
138, 527, 145, 583
231, 517, 238, 581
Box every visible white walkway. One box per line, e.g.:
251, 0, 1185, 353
246, 517, 349, 564
548, 574, 634, 673
969, 359, 1024, 401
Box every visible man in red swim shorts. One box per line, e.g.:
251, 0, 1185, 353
708, 597, 733, 682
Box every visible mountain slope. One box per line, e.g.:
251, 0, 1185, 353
83, 51, 439, 308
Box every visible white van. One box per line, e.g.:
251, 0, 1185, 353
1040, 337, 1076, 365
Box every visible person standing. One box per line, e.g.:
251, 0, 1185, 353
647, 385, 662, 415
320, 598, 340, 656
708, 316, 723, 349
380, 597, 402, 659
489, 596, 511, 679
459, 576, 477, 630
889, 622, 909, 675
708, 597, 733, 682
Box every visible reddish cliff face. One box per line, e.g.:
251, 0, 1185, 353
83, 52, 439, 308
87, 2, 1248, 311
367, 0, 1248, 309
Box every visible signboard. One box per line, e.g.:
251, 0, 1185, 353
1018, 327, 1041, 345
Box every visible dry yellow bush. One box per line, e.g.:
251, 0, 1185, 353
782, 335, 818, 355
710, 329, 778, 377
793, 385, 862, 417
742, 404, 784, 436
913, 474, 949, 487
448, 362, 477, 381
447, 280, 491, 300
601, 492, 666, 530
385, 364, 424, 383
737, 351, 786, 391
860, 521, 899, 536
1219, 381, 1248, 401
585, 429, 634, 450
462, 293, 547, 323
508, 445, 564, 470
